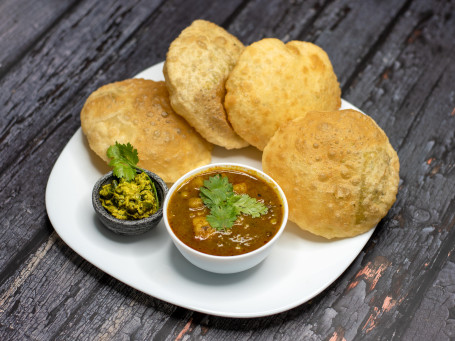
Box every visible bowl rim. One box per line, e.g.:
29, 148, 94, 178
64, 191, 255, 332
163, 162, 289, 260
92, 169, 168, 226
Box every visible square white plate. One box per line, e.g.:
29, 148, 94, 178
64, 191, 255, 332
45, 62, 373, 318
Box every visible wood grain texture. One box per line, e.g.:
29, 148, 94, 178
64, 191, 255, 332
0, 0, 163, 281
0, 0, 77, 78
0, 0, 454, 339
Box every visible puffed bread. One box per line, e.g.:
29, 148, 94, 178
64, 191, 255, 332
164, 20, 248, 149
262, 109, 399, 239
80, 79, 212, 183
226, 38, 341, 150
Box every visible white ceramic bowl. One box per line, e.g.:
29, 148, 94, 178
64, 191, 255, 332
163, 163, 288, 274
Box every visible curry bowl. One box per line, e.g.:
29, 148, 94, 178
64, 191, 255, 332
163, 163, 288, 274
92, 170, 168, 235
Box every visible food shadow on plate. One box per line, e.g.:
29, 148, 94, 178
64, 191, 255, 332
167, 245, 263, 285
81, 134, 110, 174
284, 221, 338, 243
91, 214, 169, 256
211, 145, 262, 168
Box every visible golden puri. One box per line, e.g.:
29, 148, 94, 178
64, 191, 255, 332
164, 20, 248, 149
225, 38, 341, 150
262, 109, 400, 239
80, 79, 212, 183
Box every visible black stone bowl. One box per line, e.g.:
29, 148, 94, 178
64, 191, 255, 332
92, 170, 168, 235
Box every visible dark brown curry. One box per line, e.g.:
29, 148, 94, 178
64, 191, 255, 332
167, 168, 284, 256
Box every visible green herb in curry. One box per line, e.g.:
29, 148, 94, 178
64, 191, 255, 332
199, 174, 268, 230
99, 142, 159, 220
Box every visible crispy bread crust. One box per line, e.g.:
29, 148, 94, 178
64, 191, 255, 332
80, 79, 212, 183
226, 38, 341, 150
262, 109, 399, 239
164, 20, 248, 149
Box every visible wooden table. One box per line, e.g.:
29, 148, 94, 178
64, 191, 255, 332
1, 0, 454, 339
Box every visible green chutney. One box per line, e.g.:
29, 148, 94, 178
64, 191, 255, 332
99, 172, 159, 220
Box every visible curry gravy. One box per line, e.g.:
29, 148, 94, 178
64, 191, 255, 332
167, 169, 284, 256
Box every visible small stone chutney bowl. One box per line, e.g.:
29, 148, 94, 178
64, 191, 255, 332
92, 170, 168, 235
163, 163, 289, 274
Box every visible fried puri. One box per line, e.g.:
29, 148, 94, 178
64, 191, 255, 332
225, 38, 341, 150
80, 79, 212, 183
163, 19, 248, 149
262, 109, 400, 239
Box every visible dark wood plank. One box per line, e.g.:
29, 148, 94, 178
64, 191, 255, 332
402, 241, 455, 340
0, 0, 77, 78
0, 0, 166, 275
0, 0, 454, 339
0, 232, 179, 340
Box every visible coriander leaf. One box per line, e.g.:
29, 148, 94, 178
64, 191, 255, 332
199, 175, 233, 208
199, 174, 269, 230
107, 159, 134, 180
107, 142, 139, 167
231, 194, 268, 218
206, 205, 237, 230
107, 142, 139, 181
106, 143, 122, 160
104, 141, 160, 209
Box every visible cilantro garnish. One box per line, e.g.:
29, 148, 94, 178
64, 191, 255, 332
106, 142, 158, 202
107, 142, 140, 181
199, 174, 268, 230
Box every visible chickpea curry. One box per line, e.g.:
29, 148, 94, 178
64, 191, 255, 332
167, 168, 284, 256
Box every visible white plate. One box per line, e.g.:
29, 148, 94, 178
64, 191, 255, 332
45, 62, 374, 318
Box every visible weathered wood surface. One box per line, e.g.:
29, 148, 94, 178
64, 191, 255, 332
1, 0, 454, 339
